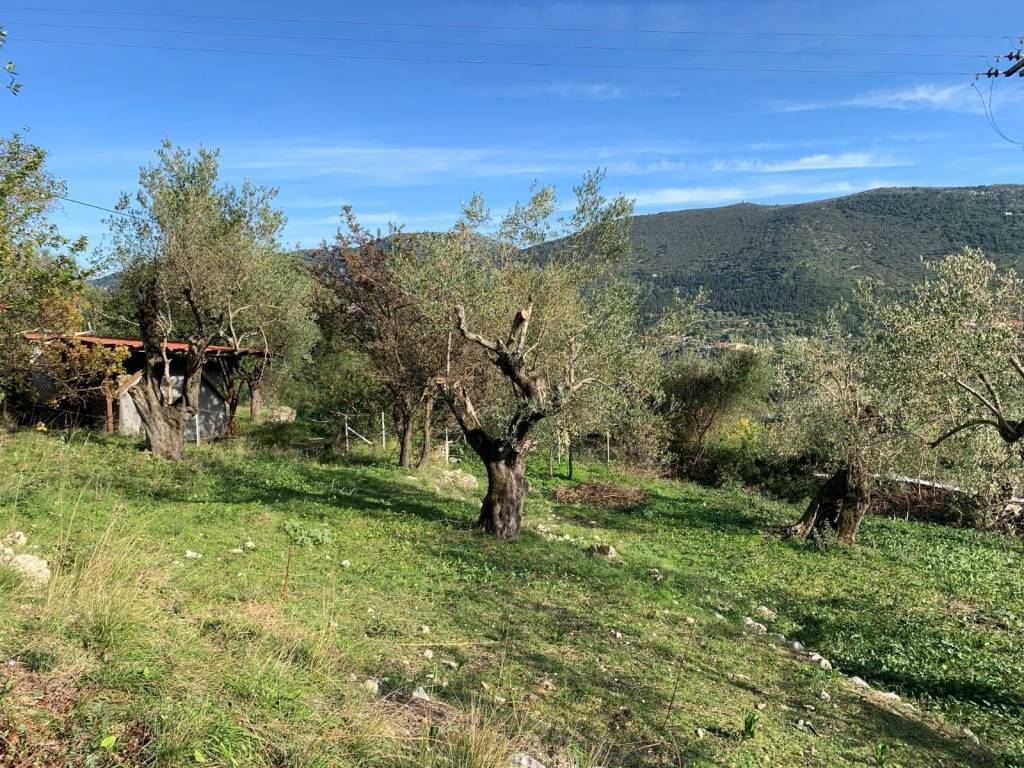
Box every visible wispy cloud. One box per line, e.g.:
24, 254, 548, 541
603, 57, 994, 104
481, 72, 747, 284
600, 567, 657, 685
630, 179, 892, 208
712, 152, 910, 173
773, 83, 1024, 115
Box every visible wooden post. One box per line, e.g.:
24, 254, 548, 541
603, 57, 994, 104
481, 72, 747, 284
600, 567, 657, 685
195, 412, 201, 445
381, 411, 386, 451
606, 432, 611, 463
444, 426, 450, 464
344, 414, 350, 453
105, 395, 114, 435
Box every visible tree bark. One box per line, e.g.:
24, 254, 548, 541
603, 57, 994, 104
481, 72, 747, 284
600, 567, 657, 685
417, 396, 434, 469
249, 382, 263, 423
129, 382, 189, 460
785, 466, 869, 544
478, 451, 530, 539
397, 410, 415, 468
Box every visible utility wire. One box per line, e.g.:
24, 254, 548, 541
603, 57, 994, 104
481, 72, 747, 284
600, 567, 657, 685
0, 5, 1009, 40
58, 195, 148, 221
8, 21, 994, 59
971, 79, 1024, 147
12, 37, 979, 76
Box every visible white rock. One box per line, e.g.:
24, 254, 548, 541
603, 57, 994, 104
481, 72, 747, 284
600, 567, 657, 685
419, 624, 430, 635
849, 676, 870, 688
2, 532, 27, 549
228, 548, 244, 555
2, 553, 50, 586
818, 689, 832, 703
423, 649, 434, 660
879, 690, 901, 702
807, 652, 832, 671
743, 617, 768, 634
362, 678, 380, 695
767, 632, 787, 644
963, 727, 981, 746
509, 754, 547, 768
790, 640, 805, 652
243, 541, 256, 550
695, 727, 707, 740
756, 605, 777, 621
341, 560, 351, 568
184, 550, 202, 559
441, 659, 458, 670
411, 686, 431, 702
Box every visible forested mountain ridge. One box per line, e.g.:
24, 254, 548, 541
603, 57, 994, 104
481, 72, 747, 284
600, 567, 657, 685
94, 185, 1024, 337
628, 185, 1024, 336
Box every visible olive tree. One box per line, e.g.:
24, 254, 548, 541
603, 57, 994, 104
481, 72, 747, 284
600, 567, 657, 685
1, 28, 19, 95
108, 140, 287, 459
400, 172, 698, 539
867, 249, 1024, 524
776, 312, 902, 545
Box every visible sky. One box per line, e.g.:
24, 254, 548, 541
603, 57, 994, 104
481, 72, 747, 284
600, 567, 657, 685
1, 0, 1023, 254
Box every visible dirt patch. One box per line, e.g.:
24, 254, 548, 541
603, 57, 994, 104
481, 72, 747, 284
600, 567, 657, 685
553, 483, 646, 508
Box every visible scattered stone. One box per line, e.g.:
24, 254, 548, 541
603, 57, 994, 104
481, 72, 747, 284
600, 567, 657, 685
849, 676, 870, 689
588, 543, 618, 559
767, 632, 787, 644
362, 678, 380, 695
878, 691, 901, 703
509, 754, 547, 768
243, 541, 256, 550
341, 560, 351, 568
790, 640, 805, 652
419, 624, 430, 635
743, 617, 768, 634
818, 689, 832, 703
695, 727, 707, 740
649, 568, 665, 583
437, 469, 479, 493
2, 532, 27, 549
756, 605, 777, 621
184, 550, 202, 560
807, 652, 832, 672
493, 695, 507, 705
610, 629, 622, 639
411, 686, 431, 702
441, 659, 458, 670
755, 702, 766, 711
228, 548, 244, 555
266, 405, 297, 423
714, 612, 726, 621
423, 649, 434, 660
1, 553, 51, 586
963, 727, 981, 746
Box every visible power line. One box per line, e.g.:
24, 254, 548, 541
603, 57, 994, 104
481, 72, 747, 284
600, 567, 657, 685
7, 20, 994, 60
59, 195, 148, 221
11, 37, 979, 76
0, 5, 1009, 41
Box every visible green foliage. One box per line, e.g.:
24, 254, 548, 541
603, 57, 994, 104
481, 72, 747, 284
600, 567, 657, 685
663, 348, 773, 481
281, 518, 334, 547
1, 28, 19, 95
742, 711, 760, 740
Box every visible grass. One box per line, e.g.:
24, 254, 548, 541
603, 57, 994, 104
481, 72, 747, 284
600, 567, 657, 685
0, 423, 1021, 767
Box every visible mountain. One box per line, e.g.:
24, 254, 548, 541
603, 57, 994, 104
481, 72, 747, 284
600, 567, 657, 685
626, 185, 1024, 336
92, 185, 1024, 338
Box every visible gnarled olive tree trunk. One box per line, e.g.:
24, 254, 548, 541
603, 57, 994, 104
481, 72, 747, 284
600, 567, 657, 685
477, 444, 530, 538
786, 466, 870, 545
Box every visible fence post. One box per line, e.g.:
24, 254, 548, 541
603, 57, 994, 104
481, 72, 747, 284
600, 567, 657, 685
105, 395, 114, 435
606, 431, 611, 464
195, 412, 201, 445
381, 411, 386, 451
344, 414, 350, 453
444, 426, 450, 464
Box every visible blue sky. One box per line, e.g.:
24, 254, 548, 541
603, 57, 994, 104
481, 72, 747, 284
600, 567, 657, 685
2, 0, 1023, 253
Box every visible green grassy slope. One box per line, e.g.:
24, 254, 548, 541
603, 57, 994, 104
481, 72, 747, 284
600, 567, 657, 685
0, 429, 1021, 767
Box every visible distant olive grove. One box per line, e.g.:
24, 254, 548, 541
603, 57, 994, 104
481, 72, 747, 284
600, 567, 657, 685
4, 133, 1024, 540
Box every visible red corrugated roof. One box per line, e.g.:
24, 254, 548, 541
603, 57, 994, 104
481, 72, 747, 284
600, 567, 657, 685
25, 333, 263, 356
